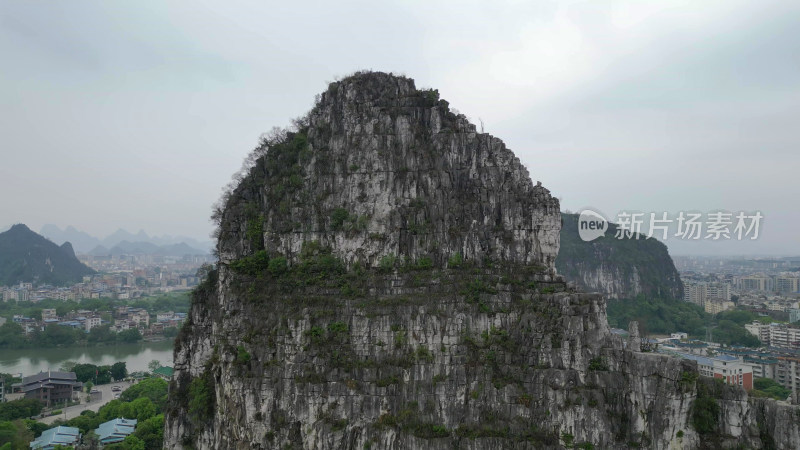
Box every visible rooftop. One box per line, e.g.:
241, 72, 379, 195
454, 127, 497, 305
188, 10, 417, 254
21, 371, 77, 385
153, 366, 174, 377
30, 426, 80, 449
95, 418, 138, 444
677, 352, 713, 367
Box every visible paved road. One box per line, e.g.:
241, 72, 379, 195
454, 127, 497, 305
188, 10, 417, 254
39, 380, 133, 424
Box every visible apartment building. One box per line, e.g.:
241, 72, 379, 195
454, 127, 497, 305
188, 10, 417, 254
706, 283, 731, 301
776, 276, 800, 294
677, 352, 753, 390
745, 322, 800, 349
84, 316, 102, 332
739, 275, 774, 292
684, 282, 707, 306
705, 299, 735, 315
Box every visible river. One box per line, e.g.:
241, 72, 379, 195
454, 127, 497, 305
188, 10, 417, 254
0, 340, 175, 376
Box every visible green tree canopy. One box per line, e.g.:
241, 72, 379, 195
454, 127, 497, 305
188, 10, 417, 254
0, 399, 43, 421
111, 362, 128, 381
119, 378, 168, 411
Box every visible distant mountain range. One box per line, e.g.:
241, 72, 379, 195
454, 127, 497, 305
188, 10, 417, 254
87, 240, 207, 256
39, 224, 212, 255
0, 224, 96, 286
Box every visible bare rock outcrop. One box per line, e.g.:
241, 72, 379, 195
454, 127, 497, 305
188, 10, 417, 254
165, 72, 798, 449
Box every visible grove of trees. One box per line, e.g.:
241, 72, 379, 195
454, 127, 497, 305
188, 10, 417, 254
607, 296, 766, 347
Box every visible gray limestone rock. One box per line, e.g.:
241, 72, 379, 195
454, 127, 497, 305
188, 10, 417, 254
165, 72, 798, 449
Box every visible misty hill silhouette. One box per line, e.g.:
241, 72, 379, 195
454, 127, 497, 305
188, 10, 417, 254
0, 224, 95, 286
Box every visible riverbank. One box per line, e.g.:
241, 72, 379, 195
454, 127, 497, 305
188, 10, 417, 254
0, 340, 175, 375
0, 335, 173, 350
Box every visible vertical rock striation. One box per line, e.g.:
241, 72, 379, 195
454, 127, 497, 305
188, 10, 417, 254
215, 72, 560, 272
165, 72, 797, 449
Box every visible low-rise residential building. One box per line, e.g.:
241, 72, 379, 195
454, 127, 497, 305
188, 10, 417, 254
130, 309, 149, 328
114, 319, 131, 332
85, 316, 102, 332
675, 352, 754, 390
707, 342, 800, 403
58, 320, 82, 329
94, 418, 138, 445
30, 426, 81, 450
13, 315, 40, 334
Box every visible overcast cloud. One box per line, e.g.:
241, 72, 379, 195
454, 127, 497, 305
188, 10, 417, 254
1, 0, 798, 255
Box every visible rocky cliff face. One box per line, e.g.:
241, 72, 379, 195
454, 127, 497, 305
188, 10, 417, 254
165, 72, 798, 449
557, 214, 684, 300
215, 72, 560, 271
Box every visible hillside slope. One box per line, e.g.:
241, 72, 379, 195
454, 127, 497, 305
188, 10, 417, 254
0, 224, 95, 286
557, 213, 683, 299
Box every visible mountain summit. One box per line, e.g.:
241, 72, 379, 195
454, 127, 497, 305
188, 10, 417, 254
0, 224, 95, 286
166, 72, 797, 449
215, 71, 561, 272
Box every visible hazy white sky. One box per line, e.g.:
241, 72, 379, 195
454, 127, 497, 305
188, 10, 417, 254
1, 0, 798, 255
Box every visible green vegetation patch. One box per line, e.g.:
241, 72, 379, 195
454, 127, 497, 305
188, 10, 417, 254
607, 297, 761, 346
188, 371, 216, 427
690, 378, 726, 435
751, 377, 791, 401
372, 403, 449, 438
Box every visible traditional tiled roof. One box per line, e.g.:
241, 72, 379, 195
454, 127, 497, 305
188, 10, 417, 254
153, 366, 174, 377
19, 371, 81, 392
22, 371, 77, 385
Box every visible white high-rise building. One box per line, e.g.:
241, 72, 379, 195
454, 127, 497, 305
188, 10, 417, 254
776, 276, 800, 294
683, 282, 707, 306
707, 283, 731, 301
739, 275, 773, 292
